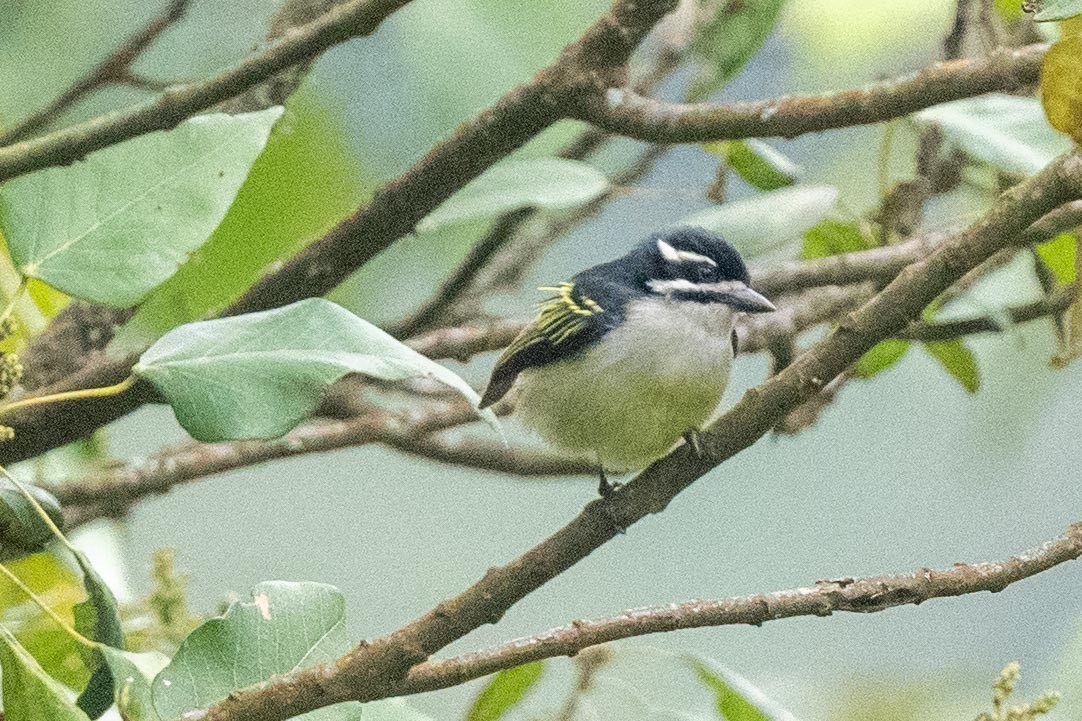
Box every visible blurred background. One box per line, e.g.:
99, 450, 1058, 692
2, 0, 1080, 718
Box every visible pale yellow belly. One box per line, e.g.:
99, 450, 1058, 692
515, 298, 734, 471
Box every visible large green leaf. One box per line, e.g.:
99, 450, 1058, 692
417, 158, 609, 232
0, 479, 65, 560
1034, 0, 1082, 20
133, 298, 497, 442
708, 139, 801, 191
465, 662, 544, 721
682, 185, 839, 258
686, 0, 788, 102
0, 107, 283, 306
152, 581, 361, 721
111, 93, 370, 352
924, 340, 981, 393
690, 659, 801, 721
915, 95, 1072, 176
0, 553, 88, 691
0, 627, 91, 721
99, 647, 169, 721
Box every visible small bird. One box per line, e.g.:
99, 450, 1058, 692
480, 226, 776, 496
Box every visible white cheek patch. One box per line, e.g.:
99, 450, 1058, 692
656, 239, 718, 267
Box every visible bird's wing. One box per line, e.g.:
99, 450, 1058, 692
480, 281, 612, 409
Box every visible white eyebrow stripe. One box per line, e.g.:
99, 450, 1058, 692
648, 278, 744, 295
655, 239, 717, 267
656, 239, 682, 262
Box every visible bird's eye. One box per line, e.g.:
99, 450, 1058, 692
695, 265, 716, 282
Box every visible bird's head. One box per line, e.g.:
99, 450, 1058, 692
603, 226, 776, 314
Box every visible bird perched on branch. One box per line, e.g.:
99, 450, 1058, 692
480, 226, 775, 496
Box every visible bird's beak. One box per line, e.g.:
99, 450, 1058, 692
720, 283, 776, 313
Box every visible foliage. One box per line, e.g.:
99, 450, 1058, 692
0, 108, 281, 306
685, 0, 788, 103
132, 298, 497, 442
683, 185, 839, 257
973, 663, 1059, 721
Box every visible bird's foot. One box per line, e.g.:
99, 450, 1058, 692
683, 428, 704, 458
597, 467, 622, 498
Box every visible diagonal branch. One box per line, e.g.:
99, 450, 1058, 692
400, 520, 1082, 695
0, 0, 413, 184
191, 151, 1082, 721
4, 35, 1057, 466
0, 0, 682, 467
574, 43, 1045, 144
0, 0, 192, 146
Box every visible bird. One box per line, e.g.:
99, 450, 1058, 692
479, 226, 776, 496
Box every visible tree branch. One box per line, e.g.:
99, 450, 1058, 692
225, 0, 680, 317
17, 0, 357, 392
574, 43, 1045, 144
190, 151, 1082, 721
0, 0, 412, 184
400, 520, 1082, 695
0, 0, 681, 466
0, 0, 192, 146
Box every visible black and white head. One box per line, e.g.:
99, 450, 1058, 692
589, 226, 776, 314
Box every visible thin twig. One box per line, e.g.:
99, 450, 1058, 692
0, 0, 413, 183
576, 44, 1045, 144
400, 520, 1082, 695
191, 149, 1082, 721
0, 0, 192, 146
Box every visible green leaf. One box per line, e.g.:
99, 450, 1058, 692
152, 581, 361, 721
0, 107, 283, 306
0, 627, 91, 721
417, 158, 609, 232
915, 95, 1072, 175
0, 553, 89, 691
465, 662, 544, 721
99, 647, 169, 721
1034, 0, 1082, 21
707, 139, 801, 191
924, 340, 981, 393
133, 298, 497, 442
1036, 233, 1078, 284
71, 544, 125, 719
682, 185, 839, 258
111, 93, 371, 352
686, 0, 788, 103
854, 340, 911, 379
0, 480, 65, 560
802, 219, 872, 260
690, 659, 800, 721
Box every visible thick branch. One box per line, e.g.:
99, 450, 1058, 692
401, 520, 1082, 694
0, 0, 680, 466
226, 0, 679, 316
575, 44, 1045, 143
0, 0, 412, 183
192, 150, 1082, 721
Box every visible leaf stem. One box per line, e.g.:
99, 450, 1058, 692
0, 277, 28, 330
0, 375, 137, 417
0, 561, 94, 648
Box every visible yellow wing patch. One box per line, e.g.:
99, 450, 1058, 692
533, 282, 603, 344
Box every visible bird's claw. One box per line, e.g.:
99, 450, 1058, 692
683, 429, 704, 458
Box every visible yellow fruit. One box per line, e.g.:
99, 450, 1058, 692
1041, 34, 1082, 143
